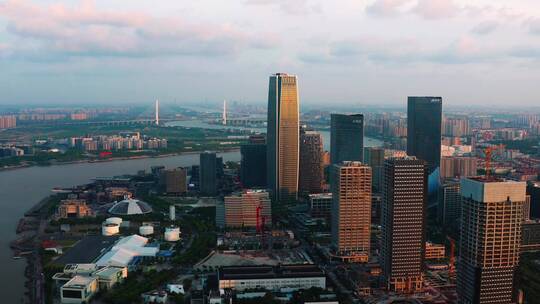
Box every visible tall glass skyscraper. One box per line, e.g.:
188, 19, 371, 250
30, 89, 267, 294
330, 114, 364, 164
407, 96, 442, 194
266, 73, 300, 203
407, 96, 442, 174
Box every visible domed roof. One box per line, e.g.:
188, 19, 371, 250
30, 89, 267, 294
108, 198, 152, 215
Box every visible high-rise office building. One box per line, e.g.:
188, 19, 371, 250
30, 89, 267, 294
330, 114, 364, 164
267, 73, 300, 203
381, 157, 427, 292
407, 97, 442, 175
240, 136, 267, 188
437, 179, 461, 228
200, 152, 218, 196
299, 130, 324, 196
161, 168, 187, 194
527, 182, 540, 219
331, 161, 371, 263
458, 177, 525, 304
364, 147, 385, 193
223, 190, 271, 228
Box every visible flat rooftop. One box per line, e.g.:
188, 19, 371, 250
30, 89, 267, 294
219, 264, 324, 280
64, 275, 95, 289
54, 235, 119, 265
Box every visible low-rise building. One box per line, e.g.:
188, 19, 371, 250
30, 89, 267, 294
218, 264, 325, 292
60, 275, 98, 304
57, 199, 93, 219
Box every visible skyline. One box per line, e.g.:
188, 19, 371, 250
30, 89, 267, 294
1, 0, 540, 106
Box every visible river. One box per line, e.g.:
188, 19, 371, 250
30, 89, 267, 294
0, 120, 382, 302
0, 152, 240, 303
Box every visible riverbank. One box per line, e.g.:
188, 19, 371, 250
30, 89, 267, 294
0, 147, 241, 173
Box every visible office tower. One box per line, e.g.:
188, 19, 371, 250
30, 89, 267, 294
381, 157, 427, 292
330, 114, 364, 164
527, 182, 540, 219
240, 136, 267, 188
331, 161, 372, 262
524, 195, 531, 221
161, 168, 187, 194
200, 152, 218, 196
437, 179, 461, 228
267, 73, 300, 203
299, 130, 324, 196
458, 177, 526, 304
407, 97, 442, 175
440, 157, 478, 179
364, 147, 385, 193
155, 99, 159, 125
223, 190, 271, 228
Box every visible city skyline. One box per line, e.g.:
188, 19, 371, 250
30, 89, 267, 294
1, 0, 540, 106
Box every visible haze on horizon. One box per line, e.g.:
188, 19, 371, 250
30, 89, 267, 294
1, 0, 540, 107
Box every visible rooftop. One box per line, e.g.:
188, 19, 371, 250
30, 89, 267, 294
219, 264, 324, 280
63, 275, 96, 289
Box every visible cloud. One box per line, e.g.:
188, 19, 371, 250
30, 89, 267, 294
244, 0, 321, 15
298, 35, 510, 66
412, 0, 458, 20
365, 0, 410, 17
471, 20, 499, 35
526, 18, 540, 35
0, 0, 271, 60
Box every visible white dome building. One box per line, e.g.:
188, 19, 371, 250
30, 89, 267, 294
108, 198, 153, 216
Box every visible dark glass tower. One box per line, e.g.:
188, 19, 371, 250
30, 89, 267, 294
240, 140, 267, 188
200, 151, 218, 196
330, 114, 364, 164
407, 97, 442, 175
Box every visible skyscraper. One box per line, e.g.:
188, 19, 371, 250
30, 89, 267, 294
364, 147, 385, 193
381, 157, 427, 292
200, 152, 218, 196
437, 179, 461, 228
407, 97, 442, 175
331, 161, 372, 263
299, 129, 324, 196
330, 161, 371, 262
458, 177, 525, 304
240, 136, 267, 188
267, 73, 300, 203
330, 114, 364, 164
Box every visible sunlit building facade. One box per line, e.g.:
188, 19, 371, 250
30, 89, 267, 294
267, 73, 300, 204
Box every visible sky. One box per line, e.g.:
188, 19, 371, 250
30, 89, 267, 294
1, 0, 540, 107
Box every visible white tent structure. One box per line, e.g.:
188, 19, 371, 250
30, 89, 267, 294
95, 235, 158, 267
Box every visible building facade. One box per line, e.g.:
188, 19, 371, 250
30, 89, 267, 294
308, 193, 332, 221
223, 190, 271, 228
267, 73, 300, 203
437, 179, 461, 228
407, 97, 442, 175
364, 147, 385, 193
161, 168, 187, 194
458, 177, 525, 304
0, 115, 16, 129
200, 152, 218, 196
440, 157, 478, 179
330, 114, 364, 164
381, 157, 427, 292
331, 161, 372, 262
240, 136, 267, 188
299, 130, 324, 196
218, 265, 325, 292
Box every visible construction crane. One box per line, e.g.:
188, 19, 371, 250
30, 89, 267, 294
484, 144, 505, 179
